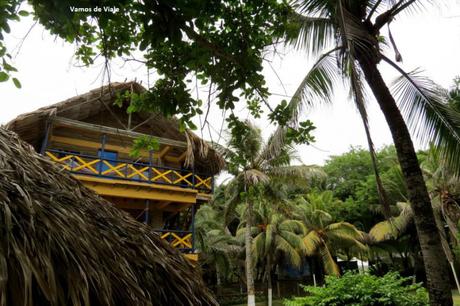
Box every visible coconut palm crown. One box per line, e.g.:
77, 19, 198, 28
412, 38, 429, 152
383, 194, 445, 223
216, 120, 322, 306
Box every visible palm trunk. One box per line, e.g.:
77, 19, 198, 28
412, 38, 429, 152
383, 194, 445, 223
357, 55, 453, 306
245, 200, 256, 306
360, 115, 391, 217
267, 255, 273, 306
216, 262, 222, 296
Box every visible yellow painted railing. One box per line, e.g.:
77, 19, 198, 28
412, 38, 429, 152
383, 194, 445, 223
45, 149, 213, 192
159, 231, 193, 250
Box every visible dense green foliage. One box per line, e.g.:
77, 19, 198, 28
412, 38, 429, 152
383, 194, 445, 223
0, 0, 23, 87
321, 146, 403, 231
285, 272, 428, 306
1, 0, 307, 131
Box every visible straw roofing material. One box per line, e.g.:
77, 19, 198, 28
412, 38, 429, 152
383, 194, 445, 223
5, 82, 225, 175
0, 127, 217, 306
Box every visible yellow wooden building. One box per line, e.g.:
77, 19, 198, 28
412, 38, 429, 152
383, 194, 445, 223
6, 82, 224, 262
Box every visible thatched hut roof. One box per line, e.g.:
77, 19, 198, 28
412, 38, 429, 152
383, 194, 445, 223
0, 127, 217, 305
5, 82, 224, 175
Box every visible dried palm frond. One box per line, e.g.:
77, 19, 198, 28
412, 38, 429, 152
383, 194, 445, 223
184, 129, 225, 174
0, 128, 217, 306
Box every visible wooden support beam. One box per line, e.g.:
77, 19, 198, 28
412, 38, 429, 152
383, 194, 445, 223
177, 151, 187, 162
74, 175, 198, 204
156, 201, 172, 209
158, 145, 172, 159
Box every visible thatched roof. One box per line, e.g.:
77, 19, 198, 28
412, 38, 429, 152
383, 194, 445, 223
0, 127, 217, 306
5, 82, 224, 175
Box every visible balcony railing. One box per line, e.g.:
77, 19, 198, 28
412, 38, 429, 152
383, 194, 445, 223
45, 149, 213, 193
155, 229, 194, 253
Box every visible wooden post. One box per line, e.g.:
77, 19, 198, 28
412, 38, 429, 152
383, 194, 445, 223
148, 150, 153, 183
40, 120, 52, 155
99, 134, 107, 175
191, 204, 196, 251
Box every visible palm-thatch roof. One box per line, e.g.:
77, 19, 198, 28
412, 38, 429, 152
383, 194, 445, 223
5, 82, 224, 175
0, 127, 217, 306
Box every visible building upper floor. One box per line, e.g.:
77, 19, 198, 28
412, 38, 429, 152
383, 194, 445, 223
6, 82, 225, 202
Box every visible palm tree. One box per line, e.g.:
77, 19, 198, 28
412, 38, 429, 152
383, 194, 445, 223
283, 1, 460, 304
421, 144, 460, 238
195, 204, 241, 295
217, 120, 321, 306
293, 194, 367, 276
237, 201, 305, 306
369, 199, 460, 294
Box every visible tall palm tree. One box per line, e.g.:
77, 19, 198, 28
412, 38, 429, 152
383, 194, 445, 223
237, 201, 305, 306
283, 1, 460, 304
293, 194, 367, 276
217, 120, 321, 306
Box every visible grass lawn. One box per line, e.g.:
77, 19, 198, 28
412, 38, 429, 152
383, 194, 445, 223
453, 291, 460, 306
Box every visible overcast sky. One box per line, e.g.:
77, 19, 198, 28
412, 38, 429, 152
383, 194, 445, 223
1, 2, 460, 166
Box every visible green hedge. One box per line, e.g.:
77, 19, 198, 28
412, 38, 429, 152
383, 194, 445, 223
285, 272, 428, 306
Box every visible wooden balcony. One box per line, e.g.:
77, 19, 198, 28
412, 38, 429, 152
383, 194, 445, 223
45, 149, 214, 193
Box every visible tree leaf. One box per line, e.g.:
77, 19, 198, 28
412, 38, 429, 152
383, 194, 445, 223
13, 77, 21, 88
0, 71, 9, 82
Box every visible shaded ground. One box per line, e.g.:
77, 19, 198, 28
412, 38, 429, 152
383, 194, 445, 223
234, 300, 284, 306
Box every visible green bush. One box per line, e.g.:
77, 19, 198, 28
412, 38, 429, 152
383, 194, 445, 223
285, 272, 428, 306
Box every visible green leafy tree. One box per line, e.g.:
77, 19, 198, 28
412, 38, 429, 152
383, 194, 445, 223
283, 1, 460, 303
321, 146, 405, 231
0, 0, 294, 130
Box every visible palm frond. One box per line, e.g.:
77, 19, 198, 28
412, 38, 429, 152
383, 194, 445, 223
291, 0, 334, 18
285, 11, 335, 56
319, 245, 340, 276
388, 65, 460, 177
326, 222, 367, 250
279, 219, 306, 234
302, 230, 322, 255
252, 232, 266, 260
244, 169, 269, 185
227, 120, 263, 168
275, 236, 302, 268
369, 202, 414, 241
269, 165, 327, 181
290, 49, 341, 112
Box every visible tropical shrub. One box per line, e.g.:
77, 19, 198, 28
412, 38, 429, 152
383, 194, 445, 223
284, 272, 428, 306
